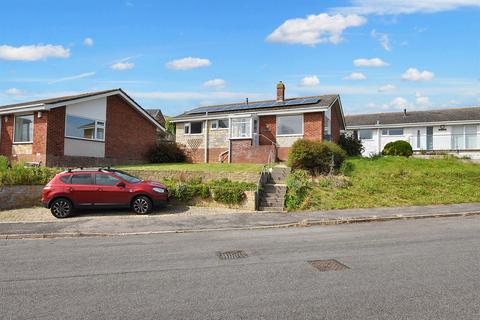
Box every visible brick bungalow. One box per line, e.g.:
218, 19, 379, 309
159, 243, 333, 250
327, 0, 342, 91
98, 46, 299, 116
171, 82, 345, 163
0, 89, 165, 167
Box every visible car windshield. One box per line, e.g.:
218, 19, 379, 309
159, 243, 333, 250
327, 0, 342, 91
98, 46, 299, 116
112, 171, 142, 184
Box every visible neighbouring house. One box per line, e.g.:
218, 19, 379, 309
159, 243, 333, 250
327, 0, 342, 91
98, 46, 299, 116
0, 89, 166, 167
345, 107, 480, 158
146, 109, 174, 141
171, 82, 345, 163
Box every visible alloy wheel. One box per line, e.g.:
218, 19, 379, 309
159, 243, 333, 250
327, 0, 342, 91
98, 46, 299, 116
133, 197, 150, 214
52, 200, 71, 218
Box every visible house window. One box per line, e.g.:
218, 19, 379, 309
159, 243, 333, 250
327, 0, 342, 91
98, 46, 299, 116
451, 125, 465, 149
211, 119, 228, 130
324, 109, 331, 140
465, 125, 477, 149
184, 121, 203, 134
382, 128, 404, 136
14, 114, 34, 143
277, 114, 303, 136
66, 115, 105, 141
358, 129, 373, 140
231, 118, 251, 138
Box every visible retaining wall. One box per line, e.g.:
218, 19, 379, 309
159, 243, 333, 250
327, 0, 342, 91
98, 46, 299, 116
0, 185, 44, 210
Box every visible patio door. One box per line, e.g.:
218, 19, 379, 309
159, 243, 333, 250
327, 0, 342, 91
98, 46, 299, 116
426, 127, 433, 150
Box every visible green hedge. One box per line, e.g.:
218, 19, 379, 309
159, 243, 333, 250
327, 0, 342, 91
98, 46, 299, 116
0, 156, 58, 186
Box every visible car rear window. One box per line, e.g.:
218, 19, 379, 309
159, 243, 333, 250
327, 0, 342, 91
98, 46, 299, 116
59, 175, 71, 183
70, 174, 93, 185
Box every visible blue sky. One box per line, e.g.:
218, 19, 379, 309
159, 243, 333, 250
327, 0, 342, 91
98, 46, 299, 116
0, 0, 479, 116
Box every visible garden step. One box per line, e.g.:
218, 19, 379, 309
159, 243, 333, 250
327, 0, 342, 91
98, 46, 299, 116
258, 206, 285, 212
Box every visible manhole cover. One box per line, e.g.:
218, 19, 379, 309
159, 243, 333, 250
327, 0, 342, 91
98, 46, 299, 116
308, 259, 349, 272
217, 250, 248, 260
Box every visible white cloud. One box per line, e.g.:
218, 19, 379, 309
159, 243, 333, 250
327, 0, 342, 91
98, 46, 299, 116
166, 57, 211, 70
299, 75, 320, 87
266, 13, 366, 45
415, 92, 431, 107
383, 96, 410, 110
203, 78, 226, 89
111, 61, 135, 71
344, 72, 367, 80
401, 68, 435, 81
48, 72, 96, 84
5, 88, 24, 96
378, 84, 396, 92
371, 29, 391, 51
333, 0, 480, 15
353, 58, 389, 67
0, 44, 70, 61
83, 38, 94, 46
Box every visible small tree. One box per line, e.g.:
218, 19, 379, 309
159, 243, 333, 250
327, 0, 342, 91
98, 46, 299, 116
339, 133, 364, 156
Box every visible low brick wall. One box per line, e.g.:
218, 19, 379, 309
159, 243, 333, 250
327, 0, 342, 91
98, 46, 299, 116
126, 170, 260, 183
0, 185, 44, 210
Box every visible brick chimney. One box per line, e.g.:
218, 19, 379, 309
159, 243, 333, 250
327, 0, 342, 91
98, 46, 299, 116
276, 81, 285, 102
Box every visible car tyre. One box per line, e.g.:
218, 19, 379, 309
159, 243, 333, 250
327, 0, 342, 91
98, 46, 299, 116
132, 195, 152, 214
50, 198, 73, 218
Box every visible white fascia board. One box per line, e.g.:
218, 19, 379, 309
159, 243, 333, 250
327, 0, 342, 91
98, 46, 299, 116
0, 104, 47, 115
346, 119, 480, 130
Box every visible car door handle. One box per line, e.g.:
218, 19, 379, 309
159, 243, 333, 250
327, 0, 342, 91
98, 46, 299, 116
97, 188, 103, 191
68, 187, 74, 192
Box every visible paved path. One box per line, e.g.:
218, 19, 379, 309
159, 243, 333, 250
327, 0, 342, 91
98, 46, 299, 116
1, 203, 479, 238
1, 216, 479, 319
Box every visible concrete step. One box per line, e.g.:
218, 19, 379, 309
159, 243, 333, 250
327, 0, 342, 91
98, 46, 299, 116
262, 194, 285, 200
258, 206, 284, 212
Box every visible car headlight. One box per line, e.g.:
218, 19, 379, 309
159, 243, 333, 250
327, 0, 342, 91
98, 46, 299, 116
153, 187, 166, 193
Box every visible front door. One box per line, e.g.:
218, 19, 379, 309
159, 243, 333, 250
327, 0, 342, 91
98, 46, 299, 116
426, 126, 433, 150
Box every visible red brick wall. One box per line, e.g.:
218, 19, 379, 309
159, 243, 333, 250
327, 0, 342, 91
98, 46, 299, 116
259, 115, 276, 145
0, 115, 13, 158
304, 112, 324, 141
105, 95, 157, 161
32, 111, 47, 155
230, 139, 272, 164
330, 101, 343, 143
46, 107, 65, 157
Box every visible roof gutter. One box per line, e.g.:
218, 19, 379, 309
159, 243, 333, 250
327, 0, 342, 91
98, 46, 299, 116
0, 104, 47, 115
346, 119, 480, 130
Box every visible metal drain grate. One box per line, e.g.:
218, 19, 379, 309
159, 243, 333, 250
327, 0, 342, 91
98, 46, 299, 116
308, 259, 349, 272
217, 250, 248, 260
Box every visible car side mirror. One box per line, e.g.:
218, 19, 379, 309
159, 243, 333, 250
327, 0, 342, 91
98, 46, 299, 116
116, 182, 126, 188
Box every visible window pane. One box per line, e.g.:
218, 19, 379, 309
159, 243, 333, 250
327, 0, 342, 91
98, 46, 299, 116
184, 124, 190, 134
96, 127, 105, 140
381, 129, 388, 135
218, 119, 228, 128
95, 174, 121, 186
277, 115, 302, 135
359, 129, 372, 140
71, 174, 93, 185
466, 125, 477, 149
451, 126, 464, 149
190, 121, 203, 134
389, 128, 404, 135
66, 115, 96, 140
231, 118, 251, 138
14, 114, 34, 142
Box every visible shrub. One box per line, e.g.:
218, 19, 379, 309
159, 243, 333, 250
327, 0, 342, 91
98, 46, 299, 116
382, 140, 413, 157
287, 139, 346, 175
147, 142, 186, 163
0, 164, 58, 186
339, 133, 364, 156
285, 169, 312, 211
209, 179, 256, 205
0, 156, 9, 172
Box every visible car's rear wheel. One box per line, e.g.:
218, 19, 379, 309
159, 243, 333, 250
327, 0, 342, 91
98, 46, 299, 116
132, 196, 152, 214
50, 198, 73, 218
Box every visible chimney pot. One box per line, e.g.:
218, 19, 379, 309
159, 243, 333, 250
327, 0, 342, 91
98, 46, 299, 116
276, 81, 285, 102
403, 108, 407, 117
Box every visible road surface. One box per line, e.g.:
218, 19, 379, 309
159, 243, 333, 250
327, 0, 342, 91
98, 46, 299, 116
1, 216, 479, 319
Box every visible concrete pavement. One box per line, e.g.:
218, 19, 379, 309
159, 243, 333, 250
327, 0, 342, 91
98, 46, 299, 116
1, 216, 479, 319
1, 202, 480, 239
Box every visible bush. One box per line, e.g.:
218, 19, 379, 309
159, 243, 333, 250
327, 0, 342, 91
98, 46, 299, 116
285, 169, 312, 210
147, 142, 186, 163
209, 179, 256, 205
0, 156, 9, 172
287, 139, 347, 175
339, 133, 364, 156
0, 164, 58, 186
382, 140, 413, 157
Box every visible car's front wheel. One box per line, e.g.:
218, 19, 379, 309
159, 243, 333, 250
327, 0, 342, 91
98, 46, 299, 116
131, 196, 152, 214
50, 198, 73, 218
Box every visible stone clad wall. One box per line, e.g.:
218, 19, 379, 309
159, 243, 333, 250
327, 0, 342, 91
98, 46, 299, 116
0, 185, 44, 210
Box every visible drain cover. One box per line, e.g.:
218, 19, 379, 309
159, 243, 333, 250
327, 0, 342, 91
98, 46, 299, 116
217, 250, 248, 260
308, 259, 349, 272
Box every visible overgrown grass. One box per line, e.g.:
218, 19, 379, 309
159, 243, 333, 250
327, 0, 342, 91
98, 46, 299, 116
290, 156, 480, 210
117, 163, 263, 173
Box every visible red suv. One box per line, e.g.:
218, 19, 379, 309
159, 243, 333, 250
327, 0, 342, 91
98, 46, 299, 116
42, 168, 169, 218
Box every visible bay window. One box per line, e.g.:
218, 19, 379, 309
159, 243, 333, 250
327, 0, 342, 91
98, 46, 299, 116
14, 114, 34, 143
277, 114, 303, 136
65, 115, 105, 141
231, 118, 251, 138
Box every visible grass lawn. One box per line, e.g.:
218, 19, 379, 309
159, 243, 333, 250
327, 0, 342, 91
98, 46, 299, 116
300, 156, 480, 210
116, 162, 264, 173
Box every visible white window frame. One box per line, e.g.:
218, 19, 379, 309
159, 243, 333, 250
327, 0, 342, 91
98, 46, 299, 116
210, 119, 228, 130
13, 113, 34, 144
381, 128, 404, 136
276, 114, 304, 137
184, 121, 203, 135
358, 129, 373, 140
65, 114, 106, 142
230, 117, 252, 139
